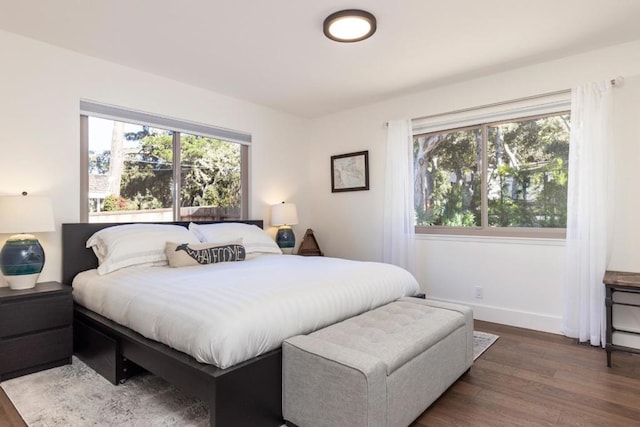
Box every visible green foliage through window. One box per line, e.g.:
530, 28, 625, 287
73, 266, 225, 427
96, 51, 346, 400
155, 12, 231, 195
414, 112, 570, 231
87, 117, 243, 222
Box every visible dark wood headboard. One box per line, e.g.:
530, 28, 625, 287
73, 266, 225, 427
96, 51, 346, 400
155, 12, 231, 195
61, 220, 264, 286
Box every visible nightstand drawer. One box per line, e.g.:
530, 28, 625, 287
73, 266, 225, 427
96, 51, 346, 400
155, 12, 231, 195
0, 326, 72, 376
0, 294, 72, 338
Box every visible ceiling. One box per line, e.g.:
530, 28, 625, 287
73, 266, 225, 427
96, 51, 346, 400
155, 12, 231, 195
1, 0, 640, 118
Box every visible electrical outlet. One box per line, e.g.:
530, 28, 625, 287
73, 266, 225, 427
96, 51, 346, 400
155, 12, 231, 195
474, 286, 483, 299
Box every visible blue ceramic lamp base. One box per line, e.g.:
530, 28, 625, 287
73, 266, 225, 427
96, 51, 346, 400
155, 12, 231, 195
276, 226, 296, 254
0, 234, 45, 290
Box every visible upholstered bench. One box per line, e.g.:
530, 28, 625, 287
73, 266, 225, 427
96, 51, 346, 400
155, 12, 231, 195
282, 297, 473, 427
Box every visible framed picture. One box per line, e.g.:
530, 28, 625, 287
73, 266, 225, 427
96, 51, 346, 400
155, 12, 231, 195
331, 150, 369, 193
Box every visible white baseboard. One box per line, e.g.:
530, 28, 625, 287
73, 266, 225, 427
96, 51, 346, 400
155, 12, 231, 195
427, 297, 563, 335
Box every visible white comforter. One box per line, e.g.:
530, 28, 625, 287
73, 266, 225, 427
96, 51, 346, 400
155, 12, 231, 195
73, 255, 419, 369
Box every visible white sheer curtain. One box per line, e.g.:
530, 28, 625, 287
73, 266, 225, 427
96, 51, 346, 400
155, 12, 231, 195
562, 80, 614, 347
383, 120, 415, 274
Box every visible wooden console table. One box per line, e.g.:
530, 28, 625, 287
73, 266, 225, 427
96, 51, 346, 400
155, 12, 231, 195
604, 270, 640, 367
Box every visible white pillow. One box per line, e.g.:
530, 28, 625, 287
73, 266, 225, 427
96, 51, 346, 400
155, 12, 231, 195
189, 222, 282, 255
87, 223, 201, 275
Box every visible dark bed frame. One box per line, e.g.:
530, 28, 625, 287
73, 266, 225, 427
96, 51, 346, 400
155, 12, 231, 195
61, 221, 283, 427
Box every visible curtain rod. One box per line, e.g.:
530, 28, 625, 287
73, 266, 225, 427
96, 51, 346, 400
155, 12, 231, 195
386, 76, 624, 126
611, 76, 625, 86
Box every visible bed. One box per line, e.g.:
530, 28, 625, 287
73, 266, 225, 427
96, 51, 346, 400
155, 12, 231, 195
62, 221, 419, 426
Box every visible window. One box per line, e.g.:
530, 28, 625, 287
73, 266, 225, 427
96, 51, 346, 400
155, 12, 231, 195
80, 101, 250, 223
413, 99, 570, 238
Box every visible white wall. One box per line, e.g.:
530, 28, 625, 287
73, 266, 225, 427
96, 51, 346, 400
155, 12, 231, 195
2, 28, 640, 335
308, 40, 640, 333
0, 29, 310, 285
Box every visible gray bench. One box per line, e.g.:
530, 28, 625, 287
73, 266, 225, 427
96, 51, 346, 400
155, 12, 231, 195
282, 297, 473, 427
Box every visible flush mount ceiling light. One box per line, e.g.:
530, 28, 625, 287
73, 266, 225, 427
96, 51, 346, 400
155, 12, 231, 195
323, 9, 377, 43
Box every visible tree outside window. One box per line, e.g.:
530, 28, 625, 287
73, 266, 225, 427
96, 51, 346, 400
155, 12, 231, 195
87, 117, 243, 223
414, 112, 570, 235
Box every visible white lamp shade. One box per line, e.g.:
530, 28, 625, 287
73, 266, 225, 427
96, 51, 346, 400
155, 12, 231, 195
0, 195, 55, 234
271, 202, 298, 226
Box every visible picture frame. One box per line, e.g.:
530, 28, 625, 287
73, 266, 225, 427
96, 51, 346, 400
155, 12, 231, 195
331, 150, 369, 193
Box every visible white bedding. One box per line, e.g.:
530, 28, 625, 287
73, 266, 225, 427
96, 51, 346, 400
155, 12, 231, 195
73, 255, 420, 369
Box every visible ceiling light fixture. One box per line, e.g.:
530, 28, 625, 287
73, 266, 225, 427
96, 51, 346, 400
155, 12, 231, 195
323, 9, 377, 43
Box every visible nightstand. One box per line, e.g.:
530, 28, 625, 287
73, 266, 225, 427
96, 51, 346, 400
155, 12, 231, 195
0, 282, 73, 381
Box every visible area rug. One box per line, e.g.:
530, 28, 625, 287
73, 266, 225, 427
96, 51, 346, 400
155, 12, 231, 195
2, 333, 499, 426
473, 331, 499, 361
1, 357, 208, 426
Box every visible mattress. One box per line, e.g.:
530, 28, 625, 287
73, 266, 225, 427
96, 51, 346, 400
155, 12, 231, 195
73, 254, 420, 369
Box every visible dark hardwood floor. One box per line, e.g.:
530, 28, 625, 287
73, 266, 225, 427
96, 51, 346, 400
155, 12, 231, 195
0, 386, 25, 427
413, 320, 640, 426
2, 320, 640, 426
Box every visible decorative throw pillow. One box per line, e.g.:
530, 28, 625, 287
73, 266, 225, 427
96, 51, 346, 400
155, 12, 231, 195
166, 241, 246, 268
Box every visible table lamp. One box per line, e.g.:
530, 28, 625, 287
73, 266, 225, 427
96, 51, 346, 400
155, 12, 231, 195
0, 192, 55, 290
271, 202, 298, 254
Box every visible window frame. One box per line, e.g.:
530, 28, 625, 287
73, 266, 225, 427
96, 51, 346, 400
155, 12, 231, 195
79, 102, 250, 223
413, 105, 570, 239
